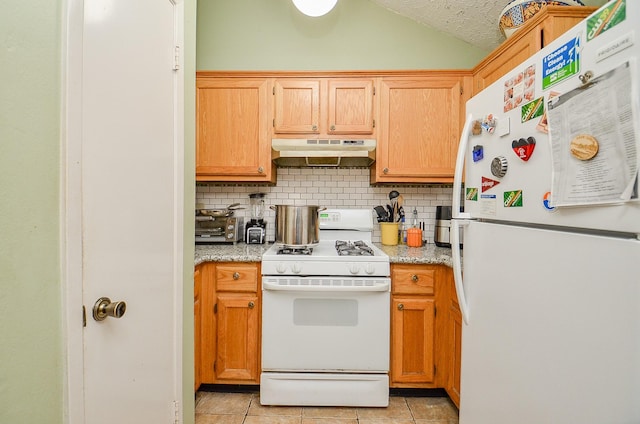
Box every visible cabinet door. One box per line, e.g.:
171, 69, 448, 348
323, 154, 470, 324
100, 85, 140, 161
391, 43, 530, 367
327, 79, 375, 134
473, 29, 540, 94
375, 77, 462, 183
446, 301, 462, 408
194, 266, 202, 391
273, 79, 320, 134
196, 78, 274, 182
215, 293, 260, 383
391, 297, 436, 385
199, 263, 216, 383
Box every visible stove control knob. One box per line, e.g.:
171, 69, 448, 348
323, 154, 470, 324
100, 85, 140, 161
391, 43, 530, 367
276, 263, 287, 274
365, 264, 375, 275
291, 263, 302, 274
349, 264, 361, 275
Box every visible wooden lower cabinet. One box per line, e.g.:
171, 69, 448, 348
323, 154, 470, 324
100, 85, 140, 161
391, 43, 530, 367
446, 297, 462, 407
391, 295, 436, 384
390, 263, 461, 406
194, 265, 202, 391
198, 262, 261, 386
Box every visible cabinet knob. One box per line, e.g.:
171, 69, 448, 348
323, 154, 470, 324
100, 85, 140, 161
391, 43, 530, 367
233, 272, 240, 280
248, 301, 255, 309
383, 167, 389, 174
312, 125, 318, 131
397, 303, 404, 311
330, 124, 336, 131
412, 274, 419, 282
258, 166, 264, 174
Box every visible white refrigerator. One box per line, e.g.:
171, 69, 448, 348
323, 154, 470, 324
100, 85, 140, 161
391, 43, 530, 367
451, 1, 640, 423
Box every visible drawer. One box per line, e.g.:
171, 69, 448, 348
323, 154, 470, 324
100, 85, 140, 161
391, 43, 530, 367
392, 265, 436, 295
216, 263, 258, 292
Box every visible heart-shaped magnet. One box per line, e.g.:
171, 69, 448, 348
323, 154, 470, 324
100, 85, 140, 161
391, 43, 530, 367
512, 137, 536, 161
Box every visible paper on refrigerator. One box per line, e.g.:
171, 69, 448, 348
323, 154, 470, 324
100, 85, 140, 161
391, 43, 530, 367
547, 60, 639, 206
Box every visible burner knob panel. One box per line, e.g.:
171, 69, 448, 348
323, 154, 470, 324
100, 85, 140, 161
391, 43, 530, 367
349, 264, 361, 275
276, 263, 287, 274
291, 263, 302, 274
365, 264, 375, 275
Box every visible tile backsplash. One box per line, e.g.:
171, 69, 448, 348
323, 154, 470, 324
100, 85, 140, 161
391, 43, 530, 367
196, 168, 453, 244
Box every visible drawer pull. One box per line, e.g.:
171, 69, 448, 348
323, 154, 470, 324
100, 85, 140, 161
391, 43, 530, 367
248, 301, 255, 309
233, 272, 240, 280
397, 303, 404, 311
412, 274, 419, 282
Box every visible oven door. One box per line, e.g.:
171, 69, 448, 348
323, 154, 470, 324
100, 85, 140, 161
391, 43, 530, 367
261, 276, 390, 373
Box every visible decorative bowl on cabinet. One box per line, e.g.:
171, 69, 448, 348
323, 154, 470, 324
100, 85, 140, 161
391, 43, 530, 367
499, 0, 585, 38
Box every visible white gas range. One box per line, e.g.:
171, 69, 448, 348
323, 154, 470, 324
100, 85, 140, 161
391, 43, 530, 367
260, 209, 391, 407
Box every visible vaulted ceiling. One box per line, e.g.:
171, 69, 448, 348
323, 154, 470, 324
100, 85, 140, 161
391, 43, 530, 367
368, 0, 608, 52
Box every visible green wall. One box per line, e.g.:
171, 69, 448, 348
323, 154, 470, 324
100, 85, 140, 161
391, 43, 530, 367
0, 1, 63, 423
197, 0, 488, 70
0, 1, 197, 423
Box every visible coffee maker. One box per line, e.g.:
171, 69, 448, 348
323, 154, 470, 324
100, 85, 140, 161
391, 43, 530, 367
245, 193, 267, 244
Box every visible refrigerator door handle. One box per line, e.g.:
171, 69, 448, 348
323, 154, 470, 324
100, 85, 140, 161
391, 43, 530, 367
453, 114, 472, 220
451, 218, 470, 324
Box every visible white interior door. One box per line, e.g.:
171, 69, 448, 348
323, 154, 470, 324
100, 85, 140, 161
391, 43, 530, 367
67, 0, 184, 422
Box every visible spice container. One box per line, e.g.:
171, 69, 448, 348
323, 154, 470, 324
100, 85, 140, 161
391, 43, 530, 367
407, 227, 423, 247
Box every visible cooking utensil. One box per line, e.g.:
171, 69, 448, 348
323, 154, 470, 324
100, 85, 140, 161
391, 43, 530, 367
374, 206, 389, 222
270, 205, 326, 247
198, 202, 244, 217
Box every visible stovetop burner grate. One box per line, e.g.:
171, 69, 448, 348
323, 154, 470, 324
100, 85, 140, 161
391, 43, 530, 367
335, 240, 374, 256
277, 247, 314, 255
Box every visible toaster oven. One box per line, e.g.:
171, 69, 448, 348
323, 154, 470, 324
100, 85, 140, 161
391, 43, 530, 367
195, 216, 244, 244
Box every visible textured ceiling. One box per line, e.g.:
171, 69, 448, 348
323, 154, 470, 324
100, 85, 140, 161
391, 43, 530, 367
368, 0, 608, 52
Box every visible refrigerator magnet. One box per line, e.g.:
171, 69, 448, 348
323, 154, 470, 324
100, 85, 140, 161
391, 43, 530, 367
482, 176, 501, 192
512, 137, 536, 161
472, 120, 483, 135
504, 190, 524, 207
542, 191, 556, 212
521, 97, 544, 123
570, 134, 599, 160
490, 156, 508, 178
473, 145, 484, 162
466, 187, 479, 201
481, 114, 496, 133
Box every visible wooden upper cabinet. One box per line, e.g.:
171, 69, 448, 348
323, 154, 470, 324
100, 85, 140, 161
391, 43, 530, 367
473, 6, 597, 94
196, 76, 275, 182
273, 79, 320, 134
273, 77, 375, 137
327, 79, 375, 134
373, 74, 467, 184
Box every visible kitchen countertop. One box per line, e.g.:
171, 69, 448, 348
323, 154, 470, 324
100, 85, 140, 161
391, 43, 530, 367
195, 242, 453, 267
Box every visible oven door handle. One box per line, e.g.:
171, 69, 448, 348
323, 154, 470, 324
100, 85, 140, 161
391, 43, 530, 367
263, 281, 390, 292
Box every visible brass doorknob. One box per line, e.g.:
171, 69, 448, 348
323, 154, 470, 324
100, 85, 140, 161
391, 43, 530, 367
233, 272, 240, 280
92, 297, 127, 321
397, 303, 404, 311
412, 274, 419, 282
248, 301, 255, 309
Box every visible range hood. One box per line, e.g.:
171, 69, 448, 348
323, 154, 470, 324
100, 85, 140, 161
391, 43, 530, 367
272, 139, 376, 167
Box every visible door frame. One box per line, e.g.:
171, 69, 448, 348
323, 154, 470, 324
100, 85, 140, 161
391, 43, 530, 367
60, 1, 186, 422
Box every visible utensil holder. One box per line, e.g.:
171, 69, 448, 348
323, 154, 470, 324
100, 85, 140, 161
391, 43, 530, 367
380, 222, 399, 246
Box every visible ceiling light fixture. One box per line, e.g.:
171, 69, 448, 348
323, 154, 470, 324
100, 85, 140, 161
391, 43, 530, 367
292, 0, 338, 17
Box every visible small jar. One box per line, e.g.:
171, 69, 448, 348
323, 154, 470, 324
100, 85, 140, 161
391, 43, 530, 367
407, 228, 423, 247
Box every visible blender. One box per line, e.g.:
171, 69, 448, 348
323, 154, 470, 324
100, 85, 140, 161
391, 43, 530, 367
245, 193, 267, 243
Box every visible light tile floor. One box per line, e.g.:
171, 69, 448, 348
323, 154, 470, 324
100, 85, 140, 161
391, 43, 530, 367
195, 390, 459, 424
